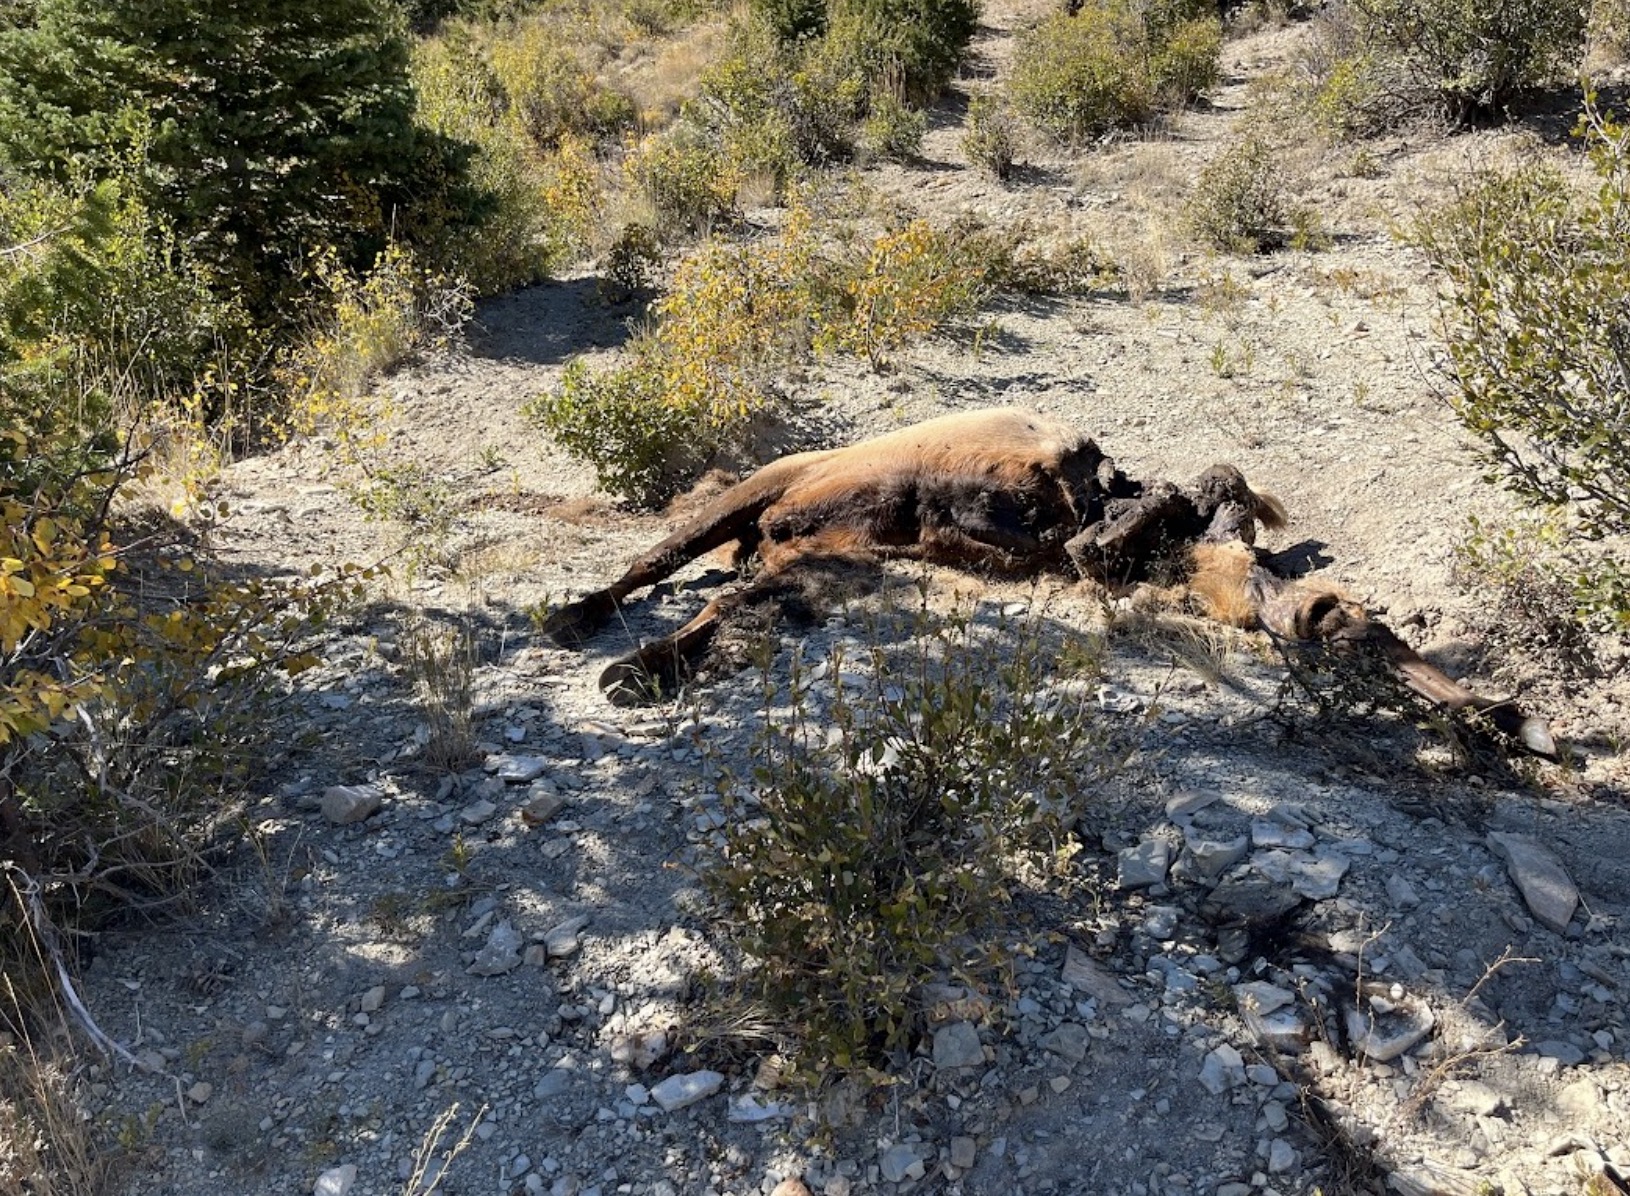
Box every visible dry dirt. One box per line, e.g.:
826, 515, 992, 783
67, 7, 1629, 1196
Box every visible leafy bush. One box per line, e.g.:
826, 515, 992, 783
707, 605, 1107, 1076
528, 353, 704, 505
1454, 515, 1628, 679
1009, 0, 1220, 143
487, 23, 637, 150
824, 0, 980, 102
1185, 134, 1316, 253
962, 94, 1020, 179
699, 13, 866, 185
599, 221, 664, 303
624, 125, 743, 238
819, 217, 991, 369
532, 203, 992, 500
1412, 103, 1630, 538
857, 89, 928, 162
410, 35, 557, 291
751, 0, 828, 41
704, 609, 1101, 1075
1303, 0, 1587, 131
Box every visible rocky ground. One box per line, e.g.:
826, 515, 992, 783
67, 6, 1629, 1196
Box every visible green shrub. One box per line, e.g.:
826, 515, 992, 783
599, 221, 664, 303
1009, 1, 1219, 143
1186, 134, 1305, 253
528, 352, 706, 505
700, 12, 866, 184
1411, 102, 1630, 537
1454, 514, 1628, 676
824, 0, 980, 102
962, 94, 1020, 179
624, 124, 742, 238
857, 89, 928, 161
1150, 7, 1223, 101
410, 35, 556, 291
1304, 0, 1587, 131
750, 0, 828, 41
533, 203, 993, 500
488, 23, 637, 150
706, 605, 1108, 1076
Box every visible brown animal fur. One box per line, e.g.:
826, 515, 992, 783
542, 408, 1554, 755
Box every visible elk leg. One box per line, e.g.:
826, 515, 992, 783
599, 595, 729, 705
596, 552, 879, 705
542, 472, 794, 647
1308, 602, 1558, 757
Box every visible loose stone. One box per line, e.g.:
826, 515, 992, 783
320, 784, 383, 825
878, 1144, 925, 1184
313, 1165, 358, 1196
932, 1021, 985, 1070
1487, 832, 1579, 934
649, 1070, 724, 1112
1118, 840, 1172, 889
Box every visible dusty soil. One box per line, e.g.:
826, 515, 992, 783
69, 7, 1629, 1196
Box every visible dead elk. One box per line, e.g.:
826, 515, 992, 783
541, 408, 1555, 756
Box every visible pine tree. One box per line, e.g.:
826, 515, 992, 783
0, 0, 473, 316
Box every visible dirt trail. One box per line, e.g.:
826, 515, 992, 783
73, 11, 1629, 1196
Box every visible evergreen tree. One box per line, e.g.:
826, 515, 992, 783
0, 0, 477, 316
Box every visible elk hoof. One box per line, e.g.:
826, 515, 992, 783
540, 591, 618, 648
1515, 715, 1557, 759
599, 643, 687, 706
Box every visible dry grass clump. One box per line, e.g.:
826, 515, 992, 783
401, 618, 483, 771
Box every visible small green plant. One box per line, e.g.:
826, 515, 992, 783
599, 222, 664, 303
706, 601, 1111, 1078
351, 463, 455, 541
528, 353, 699, 505
962, 95, 1020, 180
